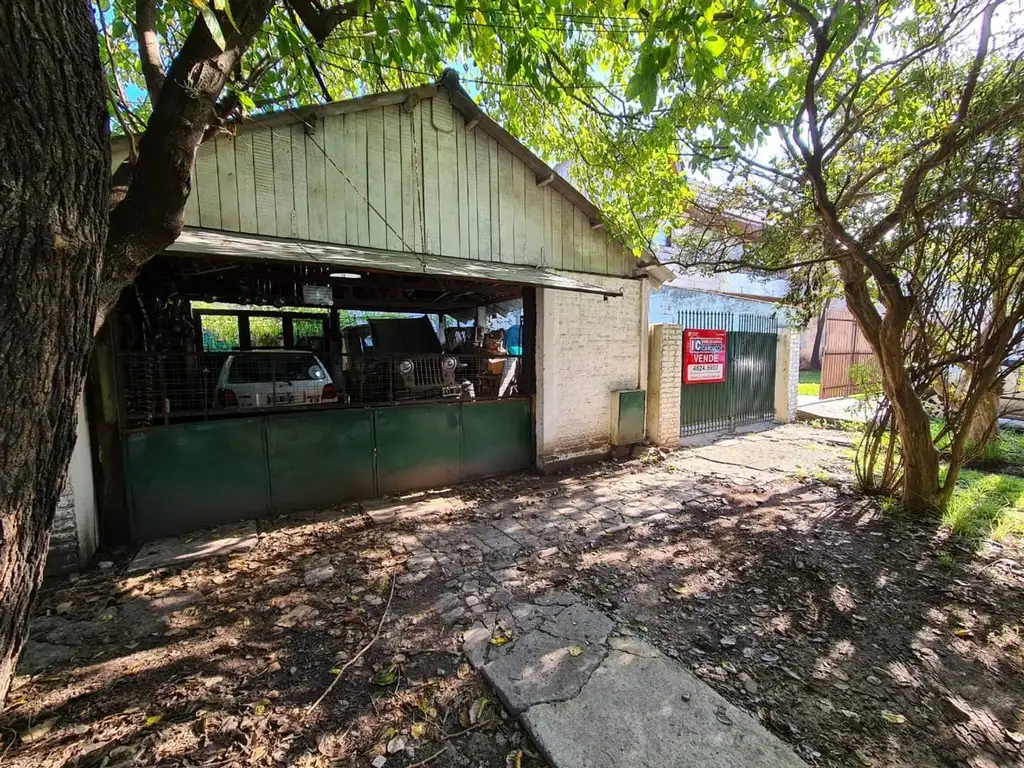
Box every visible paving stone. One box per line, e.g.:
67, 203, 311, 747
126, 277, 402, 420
16, 641, 76, 675
434, 593, 460, 615
463, 623, 491, 668
533, 591, 579, 608
491, 588, 514, 607
397, 571, 429, 586
127, 522, 259, 573
441, 607, 466, 625
406, 555, 436, 572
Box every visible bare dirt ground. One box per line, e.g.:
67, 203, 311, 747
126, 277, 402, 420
2, 424, 1022, 768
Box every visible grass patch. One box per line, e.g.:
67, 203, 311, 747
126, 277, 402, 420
943, 468, 1024, 542
976, 430, 1024, 467
798, 370, 821, 397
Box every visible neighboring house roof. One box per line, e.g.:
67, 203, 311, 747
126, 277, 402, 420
110, 70, 672, 285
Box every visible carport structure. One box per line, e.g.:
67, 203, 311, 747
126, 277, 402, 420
84, 72, 664, 548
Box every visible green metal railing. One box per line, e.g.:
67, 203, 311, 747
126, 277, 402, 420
678, 310, 778, 436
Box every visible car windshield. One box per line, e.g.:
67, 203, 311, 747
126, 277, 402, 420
227, 353, 323, 383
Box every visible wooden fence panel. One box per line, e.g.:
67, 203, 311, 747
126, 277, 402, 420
820, 310, 876, 399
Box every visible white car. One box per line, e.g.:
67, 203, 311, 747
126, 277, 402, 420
215, 350, 337, 409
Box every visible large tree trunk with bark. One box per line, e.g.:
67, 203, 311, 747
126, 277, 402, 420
0, 0, 109, 704
842, 266, 942, 511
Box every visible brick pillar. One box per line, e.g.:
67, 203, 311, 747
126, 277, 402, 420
774, 329, 799, 423
646, 324, 682, 447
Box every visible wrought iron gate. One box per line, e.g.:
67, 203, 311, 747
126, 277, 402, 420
678, 311, 778, 436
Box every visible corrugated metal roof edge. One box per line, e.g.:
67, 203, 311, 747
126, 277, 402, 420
111, 71, 669, 284
166, 227, 625, 298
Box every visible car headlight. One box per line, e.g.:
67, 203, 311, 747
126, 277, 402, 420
397, 359, 414, 375
441, 355, 457, 371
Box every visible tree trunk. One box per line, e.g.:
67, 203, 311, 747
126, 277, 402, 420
0, 0, 109, 706
810, 306, 827, 369
965, 387, 1000, 448
891, 383, 942, 510
841, 266, 941, 512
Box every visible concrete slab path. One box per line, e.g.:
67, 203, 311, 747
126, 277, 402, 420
127, 521, 259, 573
464, 593, 805, 768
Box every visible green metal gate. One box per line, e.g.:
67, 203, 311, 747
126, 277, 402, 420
123, 399, 532, 540
678, 311, 778, 436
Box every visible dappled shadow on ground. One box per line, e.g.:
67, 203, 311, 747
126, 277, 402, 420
555, 480, 1024, 767
0, 509, 543, 767
2, 425, 1022, 767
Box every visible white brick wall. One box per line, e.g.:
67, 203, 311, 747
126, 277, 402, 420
45, 397, 98, 576
646, 324, 682, 446
773, 329, 801, 424
788, 328, 800, 421
536, 275, 646, 466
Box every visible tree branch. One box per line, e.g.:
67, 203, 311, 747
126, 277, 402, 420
134, 0, 165, 105
286, 0, 360, 43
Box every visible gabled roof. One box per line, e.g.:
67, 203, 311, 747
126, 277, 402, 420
111, 71, 671, 285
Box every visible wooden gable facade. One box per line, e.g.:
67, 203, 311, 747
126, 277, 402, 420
112, 82, 635, 278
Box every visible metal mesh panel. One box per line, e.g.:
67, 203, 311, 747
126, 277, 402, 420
116, 350, 523, 429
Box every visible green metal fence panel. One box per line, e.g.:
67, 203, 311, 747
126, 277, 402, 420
375, 404, 464, 494
462, 400, 533, 480
125, 418, 271, 540
266, 409, 376, 512
124, 399, 535, 541
678, 311, 778, 436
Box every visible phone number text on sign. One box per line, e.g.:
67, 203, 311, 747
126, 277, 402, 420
683, 329, 727, 384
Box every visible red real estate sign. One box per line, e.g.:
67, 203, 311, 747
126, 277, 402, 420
683, 329, 727, 384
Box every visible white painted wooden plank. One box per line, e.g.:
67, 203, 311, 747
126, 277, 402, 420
511, 156, 526, 264
183, 162, 200, 225
194, 142, 222, 229
549, 192, 561, 269
541, 186, 552, 267
488, 138, 500, 262
524, 164, 544, 265
271, 126, 293, 238
233, 132, 258, 233
305, 118, 329, 242
366, 107, 387, 249
435, 100, 460, 258
399, 104, 421, 252
345, 111, 370, 247
561, 198, 574, 272
455, 115, 471, 259
421, 100, 441, 253
593, 225, 610, 275
215, 135, 240, 231
464, 125, 478, 260
616, 241, 632, 276
475, 131, 492, 260
324, 115, 347, 244
290, 123, 309, 239
574, 205, 587, 272
111, 147, 129, 172
382, 106, 404, 250
252, 129, 277, 236
497, 146, 515, 261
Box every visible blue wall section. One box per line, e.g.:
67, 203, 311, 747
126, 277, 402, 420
650, 286, 792, 327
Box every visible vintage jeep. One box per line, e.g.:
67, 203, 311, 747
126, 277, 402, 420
346, 317, 461, 401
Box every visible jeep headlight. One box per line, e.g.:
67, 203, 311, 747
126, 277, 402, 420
441, 355, 457, 371
397, 358, 414, 375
